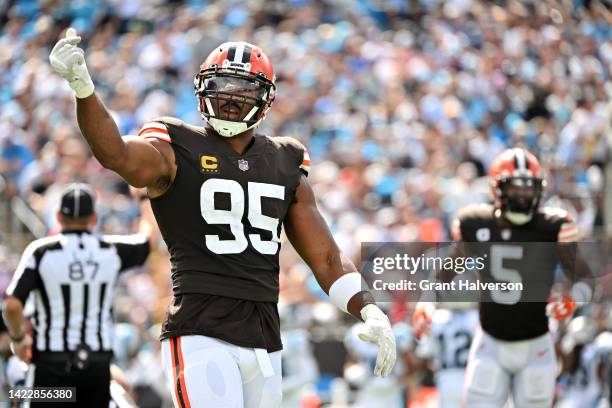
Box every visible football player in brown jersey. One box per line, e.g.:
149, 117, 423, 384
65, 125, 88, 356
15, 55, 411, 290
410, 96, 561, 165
49, 29, 396, 407
413, 148, 593, 407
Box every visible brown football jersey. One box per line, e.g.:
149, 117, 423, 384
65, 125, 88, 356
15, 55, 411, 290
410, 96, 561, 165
138, 117, 309, 351
454, 203, 575, 341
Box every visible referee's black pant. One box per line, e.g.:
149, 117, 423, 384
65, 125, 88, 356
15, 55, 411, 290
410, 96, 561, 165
31, 352, 111, 408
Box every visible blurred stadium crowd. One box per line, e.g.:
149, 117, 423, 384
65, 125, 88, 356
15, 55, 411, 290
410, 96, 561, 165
0, 0, 610, 406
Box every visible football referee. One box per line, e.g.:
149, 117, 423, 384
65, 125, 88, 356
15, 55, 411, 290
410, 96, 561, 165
2, 183, 154, 407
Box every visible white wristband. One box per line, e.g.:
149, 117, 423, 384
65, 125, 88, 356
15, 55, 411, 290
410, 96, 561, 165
329, 272, 365, 313
70, 75, 95, 99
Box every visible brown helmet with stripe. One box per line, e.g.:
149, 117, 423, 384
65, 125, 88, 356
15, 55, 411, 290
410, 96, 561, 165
194, 41, 276, 138
489, 148, 545, 225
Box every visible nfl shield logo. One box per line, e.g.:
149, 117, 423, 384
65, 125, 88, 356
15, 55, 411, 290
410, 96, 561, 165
238, 159, 249, 171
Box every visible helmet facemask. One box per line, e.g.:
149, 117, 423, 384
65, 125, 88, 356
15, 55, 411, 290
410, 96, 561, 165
195, 68, 275, 137
496, 176, 543, 225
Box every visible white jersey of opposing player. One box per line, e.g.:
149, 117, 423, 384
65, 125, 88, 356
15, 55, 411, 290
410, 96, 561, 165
417, 308, 479, 408
557, 332, 612, 408
280, 329, 318, 408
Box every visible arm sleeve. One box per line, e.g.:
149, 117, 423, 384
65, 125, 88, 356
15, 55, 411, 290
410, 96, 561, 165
6, 243, 40, 304
104, 234, 151, 273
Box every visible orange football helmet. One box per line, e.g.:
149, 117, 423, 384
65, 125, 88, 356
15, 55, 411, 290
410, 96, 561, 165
194, 41, 276, 137
489, 148, 545, 224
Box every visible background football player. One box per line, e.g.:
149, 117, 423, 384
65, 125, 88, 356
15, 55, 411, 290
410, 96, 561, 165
48, 29, 396, 407
556, 316, 610, 408
414, 302, 478, 408
413, 147, 594, 408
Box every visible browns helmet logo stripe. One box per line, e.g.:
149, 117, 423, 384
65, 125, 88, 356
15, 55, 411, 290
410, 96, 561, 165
226, 45, 236, 62
241, 44, 252, 64
513, 147, 527, 171
232, 42, 246, 64
226, 42, 253, 65
510, 147, 534, 177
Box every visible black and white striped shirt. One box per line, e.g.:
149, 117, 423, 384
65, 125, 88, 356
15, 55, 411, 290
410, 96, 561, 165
6, 230, 150, 353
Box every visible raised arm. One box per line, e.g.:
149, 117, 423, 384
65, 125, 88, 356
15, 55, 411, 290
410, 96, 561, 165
285, 176, 396, 377
75, 96, 174, 189
49, 29, 174, 192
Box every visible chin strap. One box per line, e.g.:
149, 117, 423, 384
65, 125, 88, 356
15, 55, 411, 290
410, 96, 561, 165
503, 211, 533, 225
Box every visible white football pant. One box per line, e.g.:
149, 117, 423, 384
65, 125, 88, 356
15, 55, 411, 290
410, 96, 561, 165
161, 335, 282, 408
463, 327, 556, 408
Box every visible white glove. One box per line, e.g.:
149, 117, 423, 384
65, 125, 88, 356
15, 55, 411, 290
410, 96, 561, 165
356, 304, 397, 377
49, 28, 95, 98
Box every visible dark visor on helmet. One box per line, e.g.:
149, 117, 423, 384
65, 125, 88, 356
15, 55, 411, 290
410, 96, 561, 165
505, 177, 539, 188
202, 76, 265, 100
